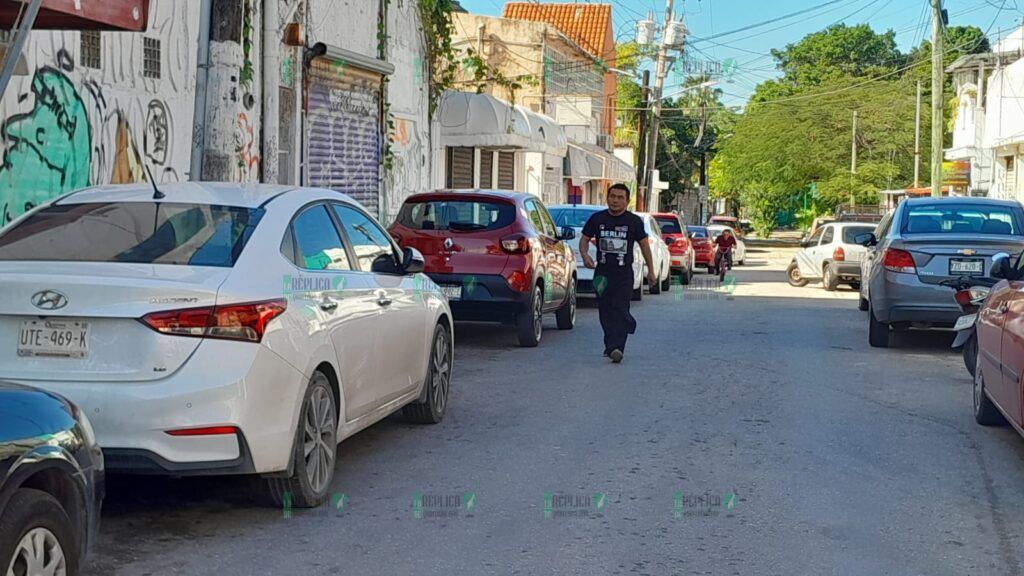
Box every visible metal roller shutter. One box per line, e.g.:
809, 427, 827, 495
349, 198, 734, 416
446, 147, 474, 188
498, 151, 515, 190
479, 151, 494, 189
307, 59, 383, 215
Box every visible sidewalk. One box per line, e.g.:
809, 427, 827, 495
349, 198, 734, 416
745, 229, 802, 248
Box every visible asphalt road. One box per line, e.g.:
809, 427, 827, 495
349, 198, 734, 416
85, 245, 1024, 576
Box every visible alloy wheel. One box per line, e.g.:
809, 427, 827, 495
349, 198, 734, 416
789, 266, 802, 283
6, 527, 67, 576
973, 361, 983, 416
303, 379, 336, 495
533, 289, 543, 342
431, 328, 451, 414
567, 283, 577, 325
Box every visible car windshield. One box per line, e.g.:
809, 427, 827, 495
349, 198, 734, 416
0, 202, 262, 267
395, 199, 515, 232
655, 217, 682, 234
688, 226, 708, 238
842, 225, 876, 243
901, 203, 1024, 235
549, 207, 602, 228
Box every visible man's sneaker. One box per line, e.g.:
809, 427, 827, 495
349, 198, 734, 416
609, 349, 624, 363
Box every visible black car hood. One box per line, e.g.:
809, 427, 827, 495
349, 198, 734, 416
0, 381, 76, 445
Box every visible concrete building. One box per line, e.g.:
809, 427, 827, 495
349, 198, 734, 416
982, 27, 1024, 202
0, 0, 199, 226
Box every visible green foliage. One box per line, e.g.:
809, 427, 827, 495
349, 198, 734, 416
769, 24, 901, 88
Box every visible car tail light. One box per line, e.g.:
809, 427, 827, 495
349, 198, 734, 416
165, 426, 239, 436
500, 234, 531, 254
833, 246, 845, 261
954, 287, 990, 307
882, 248, 916, 274
141, 299, 288, 343
505, 270, 530, 292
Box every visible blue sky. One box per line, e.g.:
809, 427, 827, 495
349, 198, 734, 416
456, 0, 1024, 105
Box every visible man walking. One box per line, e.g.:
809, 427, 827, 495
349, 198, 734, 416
579, 183, 656, 363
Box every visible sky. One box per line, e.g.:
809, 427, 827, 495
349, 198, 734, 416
456, 0, 1024, 106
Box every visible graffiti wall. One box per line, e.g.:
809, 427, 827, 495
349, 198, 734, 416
0, 0, 198, 225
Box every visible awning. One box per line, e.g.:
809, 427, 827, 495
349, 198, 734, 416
437, 91, 566, 156
0, 0, 149, 31
566, 141, 635, 187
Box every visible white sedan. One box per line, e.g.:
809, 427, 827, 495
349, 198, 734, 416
707, 224, 747, 266
0, 183, 453, 508
635, 212, 673, 293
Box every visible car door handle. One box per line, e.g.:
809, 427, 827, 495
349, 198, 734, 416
319, 299, 338, 312
376, 291, 393, 307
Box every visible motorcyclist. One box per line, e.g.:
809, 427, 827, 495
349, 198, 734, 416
713, 228, 737, 271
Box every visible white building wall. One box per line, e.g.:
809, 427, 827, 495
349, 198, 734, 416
983, 57, 1024, 201
0, 0, 199, 226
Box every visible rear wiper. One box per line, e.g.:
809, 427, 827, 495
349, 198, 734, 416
448, 222, 486, 231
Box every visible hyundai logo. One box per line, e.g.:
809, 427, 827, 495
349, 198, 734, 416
31, 290, 68, 311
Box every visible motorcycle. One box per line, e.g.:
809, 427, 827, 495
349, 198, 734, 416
714, 246, 733, 282
942, 275, 996, 377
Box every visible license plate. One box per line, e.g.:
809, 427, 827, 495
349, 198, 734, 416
438, 285, 462, 300
954, 314, 977, 331
949, 258, 984, 275
17, 319, 90, 359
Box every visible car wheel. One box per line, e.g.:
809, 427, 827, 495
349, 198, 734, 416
974, 354, 1006, 426
822, 265, 839, 291
650, 272, 662, 294
0, 489, 78, 576
631, 284, 643, 301
515, 285, 543, 347
680, 267, 691, 286
868, 303, 890, 348
404, 322, 452, 424
555, 279, 576, 330
849, 281, 861, 290
661, 272, 671, 292
267, 371, 337, 509
964, 332, 978, 379
786, 262, 808, 287
858, 296, 869, 311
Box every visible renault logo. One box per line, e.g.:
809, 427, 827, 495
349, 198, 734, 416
443, 238, 454, 250
31, 290, 68, 311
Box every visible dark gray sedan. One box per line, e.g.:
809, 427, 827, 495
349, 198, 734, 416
859, 197, 1024, 347
0, 382, 104, 576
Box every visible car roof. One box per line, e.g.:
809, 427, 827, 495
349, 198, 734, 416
904, 196, 1022, 207
650, 212, 678, 218
826, 221, 876, 228
55, 182, 300, 209
404, 189, 534, 203
547, 204, 605, 211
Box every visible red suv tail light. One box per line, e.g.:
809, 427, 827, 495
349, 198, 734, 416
141, 299, 288, 343
505, 270, 530, 292
500, 234, 531, 254
882, 248, 916, 274
833, 246, 845, 261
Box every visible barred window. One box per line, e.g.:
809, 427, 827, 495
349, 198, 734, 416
81, 31, 101, 69
143, 37, 161, 79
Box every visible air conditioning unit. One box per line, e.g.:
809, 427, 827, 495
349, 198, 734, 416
597, 134, 613, 152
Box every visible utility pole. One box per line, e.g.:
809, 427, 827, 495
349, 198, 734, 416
931, 0, 944, 197
636, 70, 651, 209
850, 110, 858, 208
642, 0, 676, 211
914, 79, 922, 189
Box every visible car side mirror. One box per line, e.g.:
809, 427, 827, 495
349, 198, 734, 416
402, 247, 425, 274
991, 252, 1012, 280
854, 232, 877, 247
664, 237, 675, 246
559, 226, 576, 241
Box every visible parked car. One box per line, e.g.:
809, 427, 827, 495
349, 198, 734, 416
707, 224, 747, 267
1, 382, 103, 576
802, 216, 837, 244
390, 190, 576, 346
858, 197, 1024, 347
687, 225, 716, 273
0, 183, 453, 508
652, 211, 695, 285
708, 214, 739, 230
972, 251, 1024, 436
636, 213, 674, 294
787, 222, 877, 290
547, 204, 645, 301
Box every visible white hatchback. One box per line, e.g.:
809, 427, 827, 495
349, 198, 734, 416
0, 183, 453, 508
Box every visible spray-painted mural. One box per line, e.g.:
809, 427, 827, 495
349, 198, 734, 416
0, 0, 198, 226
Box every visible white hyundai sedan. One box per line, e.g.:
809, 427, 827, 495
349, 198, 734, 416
0, 183, 453, 508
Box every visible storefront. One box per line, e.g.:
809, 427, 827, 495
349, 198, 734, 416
565, 141, 636, 206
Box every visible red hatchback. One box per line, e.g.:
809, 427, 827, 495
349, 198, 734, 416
973, 252, 1024, 436
652, 212, 694, 284
388, 190, 577, 347
687, 225, 715, 273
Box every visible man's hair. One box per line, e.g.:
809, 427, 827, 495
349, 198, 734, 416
608, 183, 631, 197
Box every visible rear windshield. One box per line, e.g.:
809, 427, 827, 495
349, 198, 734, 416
0, 202, 262, 267
901, 203, 1024, 236
396, 200, 514, 231
687, 226, 708, 238
655, 216, 682, 234
549, 207, 602, 229
842, 226, 876, 243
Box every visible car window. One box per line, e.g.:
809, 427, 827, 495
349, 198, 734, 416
687, 226, 708, 238
524, 200, 547, 236
332, 204, 397, 273
901, 203, 1024, 235
395, 199, 515, 231
292, 205, 350, 271
875, 211, 893, 239
550, 207, 601, 228
821, 227, 834, 245
842, 225, 876, 243
807, 228, 824, 245
537, 202, 558, 238
656, 216, 682, 234
0, 202, 262, 267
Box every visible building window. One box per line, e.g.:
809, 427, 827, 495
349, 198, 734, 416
143, 37, 161, 79
81, 31, 101, 69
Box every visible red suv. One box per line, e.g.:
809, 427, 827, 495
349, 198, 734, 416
389, 190, 577, 347
652, 212, 694, 284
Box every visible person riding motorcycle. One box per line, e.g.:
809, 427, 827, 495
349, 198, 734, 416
713, 228, 737, 272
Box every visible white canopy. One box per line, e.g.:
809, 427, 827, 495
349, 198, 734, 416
437, 91, 567, 156
566, 141, 635, 187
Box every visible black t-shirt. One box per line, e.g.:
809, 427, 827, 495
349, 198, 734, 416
582, 210, 648, 274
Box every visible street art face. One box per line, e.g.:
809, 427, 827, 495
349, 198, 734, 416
0, 67, 91, 225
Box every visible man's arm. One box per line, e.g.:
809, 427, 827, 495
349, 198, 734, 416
579, 234, 595, 268
639, 237, 656, 284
